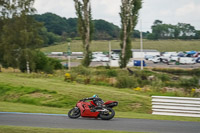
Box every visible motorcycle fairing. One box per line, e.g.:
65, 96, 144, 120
76, 101, 99, 118
103, 101, 118, 108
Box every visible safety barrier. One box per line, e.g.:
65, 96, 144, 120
152, 96, 200, 117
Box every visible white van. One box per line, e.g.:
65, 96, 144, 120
179, 57, 196, 64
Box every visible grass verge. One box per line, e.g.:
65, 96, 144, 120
0, 125, 144, 133
1, 101, 200, 122
0, 72, 151, 113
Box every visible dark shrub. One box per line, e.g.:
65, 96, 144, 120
43, 63, 54, 74
107, 69, 117, 77
34, 51, 48, 71
152, 68, 200, 76
116, 76, 138, 88
48, 58, 63, 70
137, 78, 151, 87
72, 66, 90, 75
34, 51, 62, 73
158, 74, 170, 82
180, 77, 199, 91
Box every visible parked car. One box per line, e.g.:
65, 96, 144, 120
101, 57, 110, 62
111, 54, 119, 60
196, 57, 200, 63
177, 52, 185, 57
162, 52, 177, 57
179, 57, 196, 64
151, 57, 161, 63
92, 57, 101, 62
170, 55, 179, 61
145, 55, 154, 60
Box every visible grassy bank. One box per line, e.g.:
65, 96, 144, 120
0, 72, 151, 113
1, 70, 200, 122
40, 40, 200, 53
0, 126, 143, 133
1, 101, 200, 122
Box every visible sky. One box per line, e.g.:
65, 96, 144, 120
34, 0, 200, 32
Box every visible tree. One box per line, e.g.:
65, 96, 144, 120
14, 0, 43, 73
177, 23, 196, 39
195, 30, 200, 39
0, 0, 18, 69
34, 13, 69, 35
93, 19, 120, 40
119, 0, 142, 68
147, 20, 198, 40
33, 13, 121, 40
74, 0, 93, 67
150, 20, 163, 40
0, 0, 43, 73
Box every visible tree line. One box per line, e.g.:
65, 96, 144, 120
0, 0, 62, 73
147, 20, 200, 40
33, 13, 120, 41
33, 13, 200, 43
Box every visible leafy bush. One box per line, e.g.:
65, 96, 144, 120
72, 66, 90, 75
48, 58, 63, 70
106, 69, 117, 77
75, 75, 85, 84
137, 78, 151, 87
158, 74, 170, 82
34, 51, 62, 74
43, 63, 54, 74
180, 77, 199, 90
116, 76, 138, 88
152, 68, 200, 76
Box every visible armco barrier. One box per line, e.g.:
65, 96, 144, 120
152, 96, 200, 117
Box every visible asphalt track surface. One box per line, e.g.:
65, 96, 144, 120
0, 112, 200, 133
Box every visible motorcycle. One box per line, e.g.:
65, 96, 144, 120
68, 99, 118, 120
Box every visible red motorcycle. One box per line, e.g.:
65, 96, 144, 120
68, 99, 118, 120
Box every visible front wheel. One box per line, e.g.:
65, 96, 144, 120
68, 107, 81, 119
99, 108, 115, 120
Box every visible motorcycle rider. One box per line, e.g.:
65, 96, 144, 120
82, 94, 104, 112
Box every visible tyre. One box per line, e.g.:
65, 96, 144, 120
68, 107, 81, 119
99, 108, 115, 120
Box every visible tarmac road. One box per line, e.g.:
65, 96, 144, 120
0, 112, 200, 133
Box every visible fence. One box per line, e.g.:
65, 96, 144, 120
152, 96, 200, 117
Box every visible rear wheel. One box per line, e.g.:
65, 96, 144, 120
99, 108, 115, 120
68, 107, 81, 119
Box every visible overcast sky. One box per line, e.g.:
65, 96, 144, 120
34, 0, 200, 32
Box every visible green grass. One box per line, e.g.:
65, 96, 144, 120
0, 102, 68, 114
1, 101, 200, 122
1, 72, 200, 122
0, 72, 151, 113
40, 40, 200, 53
0, 126, 144, 133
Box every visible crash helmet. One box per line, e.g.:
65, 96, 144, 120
92, 94, 98, 98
